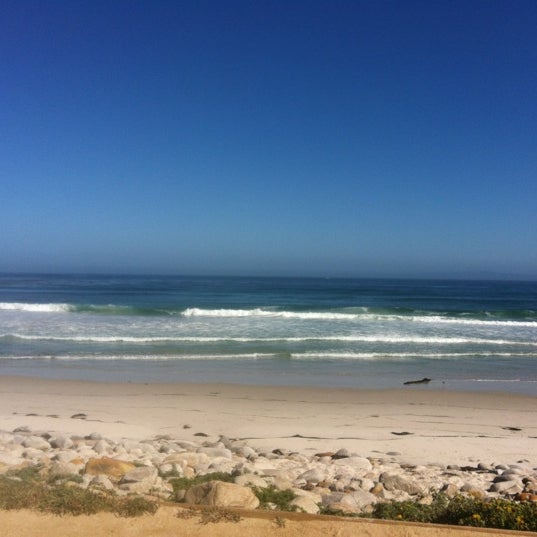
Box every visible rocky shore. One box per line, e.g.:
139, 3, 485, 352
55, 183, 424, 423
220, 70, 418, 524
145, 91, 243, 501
1, 426, 536, 515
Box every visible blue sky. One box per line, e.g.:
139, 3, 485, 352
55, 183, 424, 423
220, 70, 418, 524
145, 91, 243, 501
1, 0, 536, 278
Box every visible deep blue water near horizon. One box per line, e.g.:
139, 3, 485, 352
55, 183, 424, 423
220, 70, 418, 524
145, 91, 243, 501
0, 273, 536, 394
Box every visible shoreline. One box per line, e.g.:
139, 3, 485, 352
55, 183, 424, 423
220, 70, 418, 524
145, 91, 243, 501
1, 375, 535, 466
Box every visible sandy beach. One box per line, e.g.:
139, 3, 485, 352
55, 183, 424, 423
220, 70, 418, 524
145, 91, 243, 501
1, 376, 535, 466
1, 376, 536, 536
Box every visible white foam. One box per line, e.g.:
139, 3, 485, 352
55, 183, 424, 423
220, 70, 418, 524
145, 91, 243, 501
182, 307, 537, 327
182, 307, 354, 320
0, 353, 276, 361
3, 333, 536, 345
406, 315, 537, 328
0, 302, 71, 313
292, 351, 537, 360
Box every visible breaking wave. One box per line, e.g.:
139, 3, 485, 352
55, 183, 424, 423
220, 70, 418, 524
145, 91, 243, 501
1, 302, 536, 327
2, 333, 536, 345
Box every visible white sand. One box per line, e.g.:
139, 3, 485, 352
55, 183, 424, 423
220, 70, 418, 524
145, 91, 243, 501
1, 376, 535, 466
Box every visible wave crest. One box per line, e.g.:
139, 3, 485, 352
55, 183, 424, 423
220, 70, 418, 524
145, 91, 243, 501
0, 302, 71, 313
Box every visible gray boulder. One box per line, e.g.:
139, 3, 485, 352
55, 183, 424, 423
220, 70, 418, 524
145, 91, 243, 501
380, 472, 426, 495
185, 480, 260, 509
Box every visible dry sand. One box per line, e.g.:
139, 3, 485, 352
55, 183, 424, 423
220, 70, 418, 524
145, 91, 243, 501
1, 376, 535, 466
1, 375, 536, 536
0, 506, 534, 537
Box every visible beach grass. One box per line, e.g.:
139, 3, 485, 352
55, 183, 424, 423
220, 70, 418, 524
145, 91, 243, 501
0, 467, 158, 517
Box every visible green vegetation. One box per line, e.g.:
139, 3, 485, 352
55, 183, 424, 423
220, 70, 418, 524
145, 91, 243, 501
199, 507, 242, 524
4, 465, 537, 531
169, 472, 234, 500
253, 486, 298, 511
370, 493, 537, 532
176, 506, 242, 524
0, 468, 158, 517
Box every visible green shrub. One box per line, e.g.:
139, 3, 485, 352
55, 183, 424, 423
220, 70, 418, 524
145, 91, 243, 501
253, 486, 298, 511
370, 493, 537, 532
371, 492, 450, 523
447, 496, 537, 532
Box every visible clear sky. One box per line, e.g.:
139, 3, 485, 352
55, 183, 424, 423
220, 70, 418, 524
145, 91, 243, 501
1, 0, 536, 279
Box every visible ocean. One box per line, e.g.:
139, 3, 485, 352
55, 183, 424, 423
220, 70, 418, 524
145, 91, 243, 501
0, 274, 536, 394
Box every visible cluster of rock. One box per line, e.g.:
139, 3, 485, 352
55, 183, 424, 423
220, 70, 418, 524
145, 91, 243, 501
1, 426, 536, 515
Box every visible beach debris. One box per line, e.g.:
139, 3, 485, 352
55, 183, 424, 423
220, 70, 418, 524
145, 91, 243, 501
502, 426, 522, 431
403, 377, 432, 385
71, 412, 87, 419
391, 431, 413, 436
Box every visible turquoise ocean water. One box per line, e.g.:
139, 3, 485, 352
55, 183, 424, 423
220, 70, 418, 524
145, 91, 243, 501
0, 274, 536, 394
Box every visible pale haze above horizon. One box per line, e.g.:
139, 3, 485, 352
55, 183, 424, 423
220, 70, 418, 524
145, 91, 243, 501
1, 1, 536, 280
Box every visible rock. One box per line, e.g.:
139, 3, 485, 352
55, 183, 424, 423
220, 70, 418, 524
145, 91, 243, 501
291, 495, 320, 514
321, 492, 344, 506
358, 478, 375, 492
0, 453, 24, 467
234, 474, 268, 488
441, 483, 459, 498
120, 466, 158, 484
93, 439, 111, 455
22, 436, 50, 450
332, 448, 351, 460
164, 452, 209, 468
299, 468, 325, 484
208, 460, 236, 474
494, 474, 520, 483
183, 466, 195, 480
198, 447, 232, 459
380, 472, 426, 495
232, 445, 257, 459
49, 435, 74, 450
185, 481, 260, 509
250, 457, 276, 473
90, 475, 115, 490
84, 457, 136, 480
370, 482, 385, 496
332, 456, 372, 473
22, 447, 45, 460
461, 483, 485, 498
158, 463, 182, 476
489, 480, 523, 494
48, 461, 81, 478
338, 489, 378, 512
273, 475, 294, 490
326, 501, 355, 514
